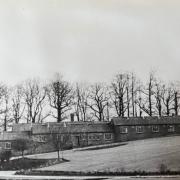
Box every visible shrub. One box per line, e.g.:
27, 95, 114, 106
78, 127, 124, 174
159, 163, 168, 173
12, 138, 30, 158
0, 150, 12, 163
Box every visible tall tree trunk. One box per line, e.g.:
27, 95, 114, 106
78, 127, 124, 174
132, 88, 135, 117
158, 103, 162, 117
99, 111, 102, 121
57, 108, 62, 123
106, 102, 110, 121
149, 88, 152, 116
83, 112, 86, 122
131, 73, 135, 117
140, 110, 142, 117
76, 112, 80, 121
121, 96, 124, 117
174, 92, 178, 116
4, 116, 7, 131
166, 101, 170, 116
57, 150, 60, 161
127, 87, 130, 117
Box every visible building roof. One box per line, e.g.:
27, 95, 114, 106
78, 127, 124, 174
111, 116, 180, 126
12, 121, 113, 134
12, 123, 32, 132
48, 121, 113, 134
0, 131, 30, 141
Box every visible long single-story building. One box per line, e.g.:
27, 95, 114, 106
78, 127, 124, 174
1, 116, 180, 154
112, 116, 180, 142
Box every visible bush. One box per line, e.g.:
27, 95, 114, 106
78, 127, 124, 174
12, 138, 30, 158
64, 143, 73, 150
159, 163, 168, 173
0, 150, 12, 163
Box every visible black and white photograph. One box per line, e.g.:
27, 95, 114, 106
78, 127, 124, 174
0, 0, 180, 179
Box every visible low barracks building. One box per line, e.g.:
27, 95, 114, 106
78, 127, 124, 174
8, 121, 115, 154
1, 116, 180, 154
112, 116, 180, 142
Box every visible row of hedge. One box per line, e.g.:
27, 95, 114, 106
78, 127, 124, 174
16, 169, 180, 176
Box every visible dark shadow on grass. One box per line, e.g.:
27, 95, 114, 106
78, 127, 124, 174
0, 157, 69, 171
79, 143, 127, 151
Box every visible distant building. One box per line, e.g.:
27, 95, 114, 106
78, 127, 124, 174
1, 116, 180, 154
112, 116, 180, 142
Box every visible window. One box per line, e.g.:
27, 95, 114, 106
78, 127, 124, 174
104, 133, 113, 140
168, 125, 175, 132
39, 135, 47, 142
5, 142, 11, 150
136, 126, 144, 133
81, 134, 86, 140
94, 135, 100, 140
152, 125, 159, 133
88, 134, 100, 141
120, 127, 128, 134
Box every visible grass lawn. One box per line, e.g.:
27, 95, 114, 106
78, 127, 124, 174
29, 135, 180, 172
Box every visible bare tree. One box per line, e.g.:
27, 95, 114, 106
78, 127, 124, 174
23, 79, 49, 123
0, 84, 12, 131
174, 91, 179, 116
48, 74, 73, 122
73, 84, 80, 122
126, 74, 130, 117
161, 84, 174, 116
73, 83, 89, 121
11, 84, 25, 124
154, 80, 164, 117
172, 82, 180, 116
110, 73, 129, 117
135, 82, 144, 117
140, 72, 156, 116
88, 83, 109, 121
130, 72, 139, 117
3, 87, 11, 131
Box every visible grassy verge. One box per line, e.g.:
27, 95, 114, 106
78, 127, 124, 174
74, 142, 127, 151
0, 158, 68, 171
83, 143, 127, 151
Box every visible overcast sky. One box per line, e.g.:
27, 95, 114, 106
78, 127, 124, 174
0, 0, 180, 85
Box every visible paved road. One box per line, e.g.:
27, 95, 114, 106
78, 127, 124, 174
28, 136, 180, 172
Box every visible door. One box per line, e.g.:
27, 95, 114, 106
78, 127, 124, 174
72, 136, 80, 147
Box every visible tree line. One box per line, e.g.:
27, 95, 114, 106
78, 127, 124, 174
0, 71, 179, 131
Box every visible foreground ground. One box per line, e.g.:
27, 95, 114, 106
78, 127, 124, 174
26, 135, 180, 172
1, 172, 180, 180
